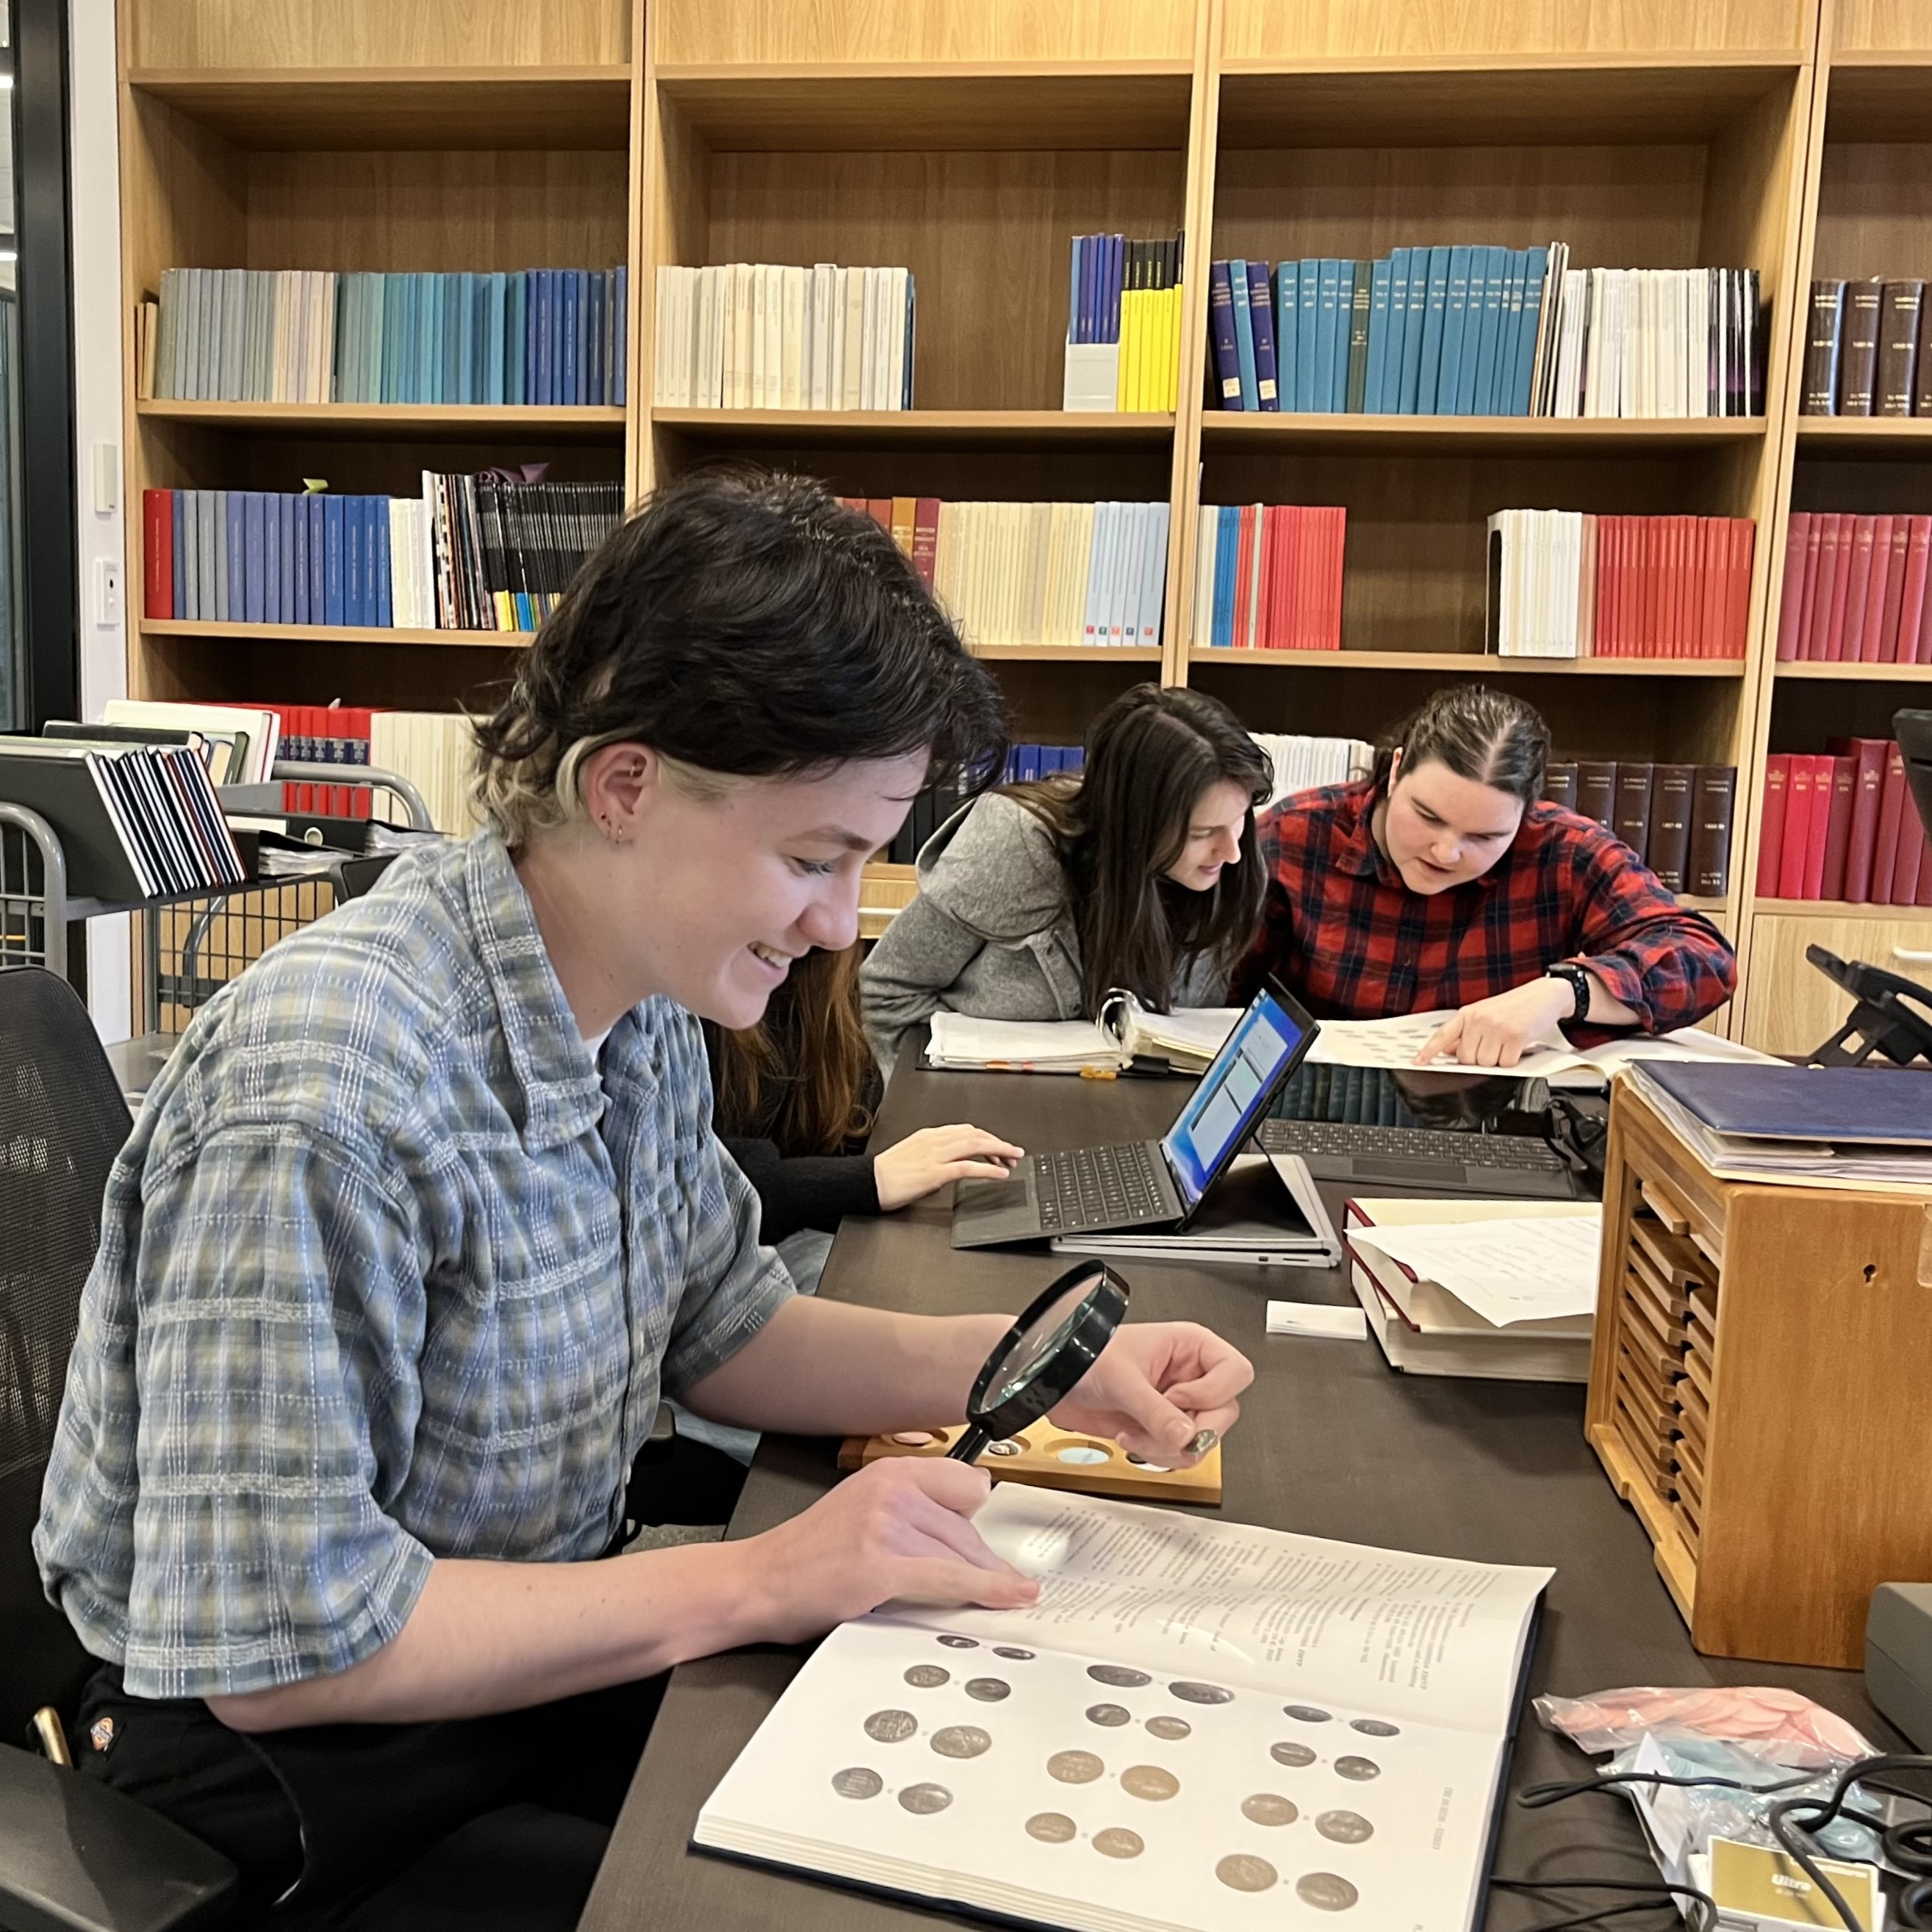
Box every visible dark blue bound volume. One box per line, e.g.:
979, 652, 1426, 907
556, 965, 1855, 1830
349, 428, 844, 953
1207, 259, 1240, 406
1247, 260, 1279, 409
1642, 1062, 1932, 1146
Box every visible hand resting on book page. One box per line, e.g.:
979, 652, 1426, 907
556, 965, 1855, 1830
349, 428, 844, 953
1416, 969, 1637, 1069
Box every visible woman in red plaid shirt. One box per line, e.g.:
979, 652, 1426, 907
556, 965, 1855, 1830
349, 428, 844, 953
1231, 686, 1736, 1067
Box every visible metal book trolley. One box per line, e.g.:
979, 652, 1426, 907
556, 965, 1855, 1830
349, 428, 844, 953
0, 761, 435, 1040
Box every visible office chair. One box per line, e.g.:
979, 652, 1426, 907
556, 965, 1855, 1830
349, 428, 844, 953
0, 966, 237, 1932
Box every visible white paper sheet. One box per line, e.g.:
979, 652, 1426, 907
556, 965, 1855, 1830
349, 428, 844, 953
1348, 1210, 1604, 1327
1304, 1010, 1777, 1082
1265, 1302, 1370, 1340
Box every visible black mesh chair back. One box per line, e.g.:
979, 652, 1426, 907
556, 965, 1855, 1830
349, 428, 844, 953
0, 968, 132, 1745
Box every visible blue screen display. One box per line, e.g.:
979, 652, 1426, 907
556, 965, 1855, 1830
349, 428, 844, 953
1162, 988, 1307, 1203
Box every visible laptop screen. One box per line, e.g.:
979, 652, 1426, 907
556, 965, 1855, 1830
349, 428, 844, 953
1162, 984, 1312, 1204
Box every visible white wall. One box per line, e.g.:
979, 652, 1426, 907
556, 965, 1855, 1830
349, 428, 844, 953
68, 0, 129, 1039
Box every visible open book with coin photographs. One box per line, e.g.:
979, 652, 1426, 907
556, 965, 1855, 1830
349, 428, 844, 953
694, 1485, 1551, 1932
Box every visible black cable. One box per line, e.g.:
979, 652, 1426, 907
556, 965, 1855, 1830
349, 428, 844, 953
1764, 1753, 1932, 1932
1490, 1875, 1717, 1932
1518, 1768, 1816, 1809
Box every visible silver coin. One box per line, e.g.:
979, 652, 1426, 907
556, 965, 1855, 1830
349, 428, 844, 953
1350, 1718, 1399, 1737
1087, 1665, 1151, 1688
898, 1782, 953, 1815
1047, 1750, 1105, 1784
1186, 1428, 1219, 1456
1025, 1812, 1077, 1844
931, 1725, 992, 1759
1242, 1792, 1299, 1827
1146, 1715, 1191, 1741
903, 1665, 949, 1689
1085, 1703, 1132, 1727
830, 1767, 883, 1800
1121, 1764, 1180, 1801
1315, 1809, 1373, 1845
965, 1678, 1010, 1702
1169, 1681, 1233, 1705
1271, 1741, 1317, 1768
1333, 1756, 1381, 1782
985, 1438, 1027, 1457
1283, 1704, 1332, 1723
1093, 1828, 1145, 1859
994, 1647, 1035, 1661
1216, 1853, 1279, 1892
937, 1634, 979, 1649
1296, 1872, 1360, 1911
863, 1709, 918, 1743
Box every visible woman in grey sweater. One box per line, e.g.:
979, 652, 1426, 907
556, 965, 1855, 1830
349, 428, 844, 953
861, 686, 1272, 1069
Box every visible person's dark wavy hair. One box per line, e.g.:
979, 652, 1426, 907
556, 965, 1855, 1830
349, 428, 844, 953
1006, 686, 1272, 1016
472, 467, 1008, 840
1371, 684, 1549, 805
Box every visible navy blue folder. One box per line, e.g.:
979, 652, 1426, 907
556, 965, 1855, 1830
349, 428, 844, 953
1642, 1062, 1932, 1146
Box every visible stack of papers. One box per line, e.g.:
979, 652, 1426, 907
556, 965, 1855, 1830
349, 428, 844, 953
924, 1001, 1241, 1074
1343, 1197, 1604, 1383
1631, 1062, 1932, 1193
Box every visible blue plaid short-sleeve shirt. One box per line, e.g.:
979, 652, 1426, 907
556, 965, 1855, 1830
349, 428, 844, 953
35, 832, 792, 1700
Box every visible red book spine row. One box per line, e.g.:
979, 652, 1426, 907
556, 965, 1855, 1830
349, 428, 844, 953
1590, 514, 1753, 659
1756, 739, 1932, 905
1243, 503, 1346, 652
1773, 511, 1932, 663
267, 704, 376, 818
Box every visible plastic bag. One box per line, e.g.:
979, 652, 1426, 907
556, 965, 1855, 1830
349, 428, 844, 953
1535, 1684, 1874, 1770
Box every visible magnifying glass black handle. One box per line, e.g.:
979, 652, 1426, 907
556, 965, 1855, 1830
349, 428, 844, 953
948, 1423, 996, 1465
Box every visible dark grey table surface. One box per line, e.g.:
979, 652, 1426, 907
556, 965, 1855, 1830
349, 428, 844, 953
581, 1061, 1900, 1932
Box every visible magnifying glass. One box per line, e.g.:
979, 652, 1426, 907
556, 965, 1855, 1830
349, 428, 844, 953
947, 1262, 1132, 1467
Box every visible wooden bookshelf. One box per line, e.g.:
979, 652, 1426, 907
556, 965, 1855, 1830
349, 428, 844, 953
120, 0, 1910, 1039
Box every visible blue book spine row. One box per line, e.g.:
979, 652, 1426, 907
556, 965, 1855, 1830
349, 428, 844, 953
1208, 246, 1551, 415
1068, 234, 1128, 345
161, 491, 392, 627
1000, 743, 1088, 783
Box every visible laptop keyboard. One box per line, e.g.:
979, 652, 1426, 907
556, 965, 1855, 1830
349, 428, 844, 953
1257, 1118, 1569, 1174
1034, 1142, 1166, 1231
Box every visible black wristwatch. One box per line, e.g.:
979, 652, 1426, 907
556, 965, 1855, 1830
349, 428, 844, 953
1545, 962, 1592, 1021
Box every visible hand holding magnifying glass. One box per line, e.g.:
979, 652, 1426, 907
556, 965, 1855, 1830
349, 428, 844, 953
948, 1263, 1252, 1470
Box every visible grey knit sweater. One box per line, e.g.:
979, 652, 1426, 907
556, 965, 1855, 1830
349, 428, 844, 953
858, 793, 1229, 1071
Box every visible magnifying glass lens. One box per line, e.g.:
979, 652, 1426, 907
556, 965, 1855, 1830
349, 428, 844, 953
990, 1272, 1105, 1408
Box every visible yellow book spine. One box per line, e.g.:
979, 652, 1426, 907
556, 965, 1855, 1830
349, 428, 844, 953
1168, 283, 1183, 411
1117, 290, 1135, 410
492, 590, 516, 631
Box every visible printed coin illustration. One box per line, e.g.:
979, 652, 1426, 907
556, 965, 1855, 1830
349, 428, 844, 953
1121, 1764, 1180, 1801
1047, 1750, 1106, 1784
1283, 1704, 1333, 1723
965, 1678, 1010, 1702
1215, 1853, 1279, 1892
1093, 1828, 1146, 1859
1350, 1719, 1399, 1737
898, 1783, 953, 1815
985, 1439, 1025, 1457
830, 1767, 883, 1800
937, 1635, 980, 1650
1333, 1756, 1381, 1782
1296, 1872, 1360, 1911
863, 1709, 919, 1743
1088, 1665, 1152, 1688
1242, 1793, 1299, 1827
1170, 1681, 1233, 1705
1085, 1703, 1132, 1727
904, 1665, 950, 1689
1315, 1810, 1374, 1845
931, 1725, 993, 1759
1146, 1715, 1191, 1741
1270, 1741, 1317, 1768
1025, 1812, 1077, 1844
994, 1647, 1035, 1661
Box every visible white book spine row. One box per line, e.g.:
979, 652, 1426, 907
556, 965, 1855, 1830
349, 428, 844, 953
1250, 732, 1376, 807
931, 500, 1170, 650
368, 711, 485, 836
1487, 508, 1587, 658
653, 262, 916, 411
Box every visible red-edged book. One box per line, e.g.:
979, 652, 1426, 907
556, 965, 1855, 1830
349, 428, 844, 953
1795, 513, 1825, 659
1825, 516, 1860, 661
1817, 755, 1859, 901
1859, 514, 1894, 661
1256, 505, 1279, 649
143, 489, 173, 620
1596, 518, 1620, 656
1829, 736, 1892, 902
1877, 514, 1911, 662
1756, 755, 1791, 896
1895, 819, 1927, 905
1800, 754, 1835, 899
1918, 829, 1932, 908
1726, 520, 1754, 658
1775, 512, 1810, 661
1872, 742, 1911, 903
1776, 754, 1816, 898
1841, 515, 1877, 663
1232, 504, 1257, 648
1806, 514, 1842, 660
1900, 517, 1932, 664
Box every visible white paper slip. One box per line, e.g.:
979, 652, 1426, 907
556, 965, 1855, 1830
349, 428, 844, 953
1266, 1301, 1369, 1340
1349, 1209, 1605, 1327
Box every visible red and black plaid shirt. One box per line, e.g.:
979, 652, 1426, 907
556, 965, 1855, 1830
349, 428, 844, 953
1231, 780, 1736, 1038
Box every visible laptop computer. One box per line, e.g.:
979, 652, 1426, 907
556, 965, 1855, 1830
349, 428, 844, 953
1254, 1064, 1585, 1199
950, 979, 1319, 1249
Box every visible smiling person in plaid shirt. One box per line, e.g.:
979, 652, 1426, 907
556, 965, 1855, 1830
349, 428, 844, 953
37, 472, 1253, 1930
1231, 686, 1736, 1066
